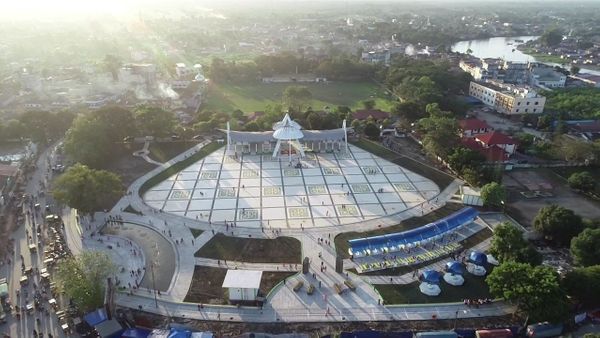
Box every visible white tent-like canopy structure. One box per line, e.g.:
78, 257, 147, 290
486, 254, 500, 266
222, 113, 350, 161
419, 282, 441, 296
443, 273, 465, 286
272, 113, 305, 162
466, 263, 487, 276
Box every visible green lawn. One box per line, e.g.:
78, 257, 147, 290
335, 203, 465, 258
195, 233, 302, 263
202, 81, 395, 114
148, 142, 198, 163
375, 268, 492, 304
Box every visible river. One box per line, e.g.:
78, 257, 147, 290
451, 36, 600, 76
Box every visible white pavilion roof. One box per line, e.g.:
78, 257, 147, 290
222, 270, 262, 289
272, 113, 302, 130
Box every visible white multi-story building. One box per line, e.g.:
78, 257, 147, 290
529, 67, 567, 88
469, 81, 546, 115
175, 63, 194, 78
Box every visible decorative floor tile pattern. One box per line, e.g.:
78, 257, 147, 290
143, 145, 440, 228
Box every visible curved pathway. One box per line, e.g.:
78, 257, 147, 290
84, 141, 515, 323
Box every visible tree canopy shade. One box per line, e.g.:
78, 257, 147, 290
134, 105, 176, 137
15, 110, 76, 144
539, 28, 564, 47
570, 228, 600, 267
562, 265, 600, 309
282, 85, 312, 113
52, 164, 123, 214
480, 182, 507, 208
567, 171, 596, 193
364, 122, 380, 139
416, 107, 459, 159
53, 251, 116, 312
533, 205, 584, 246
486, 261, 569, 323
489, 222, 541, 265
544, 88, 600, 119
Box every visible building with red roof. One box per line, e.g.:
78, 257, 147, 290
352, 109, 390, 121
474, 131, 517, 155
458, 118, 494, 137
461, 137, 509, 162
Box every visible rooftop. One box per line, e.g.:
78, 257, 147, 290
458, 118, 492, 131
222, 270, 263, 289
353, 109, 390, 120
475, 131, 516, 146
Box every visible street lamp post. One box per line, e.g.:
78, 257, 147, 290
453, 310, 467, 330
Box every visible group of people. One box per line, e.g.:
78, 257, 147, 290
463, 298, 493, 307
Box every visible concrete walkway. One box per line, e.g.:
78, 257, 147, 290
132, 139, 163, 166
76, 141, 516, 323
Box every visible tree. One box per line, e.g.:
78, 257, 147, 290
447, 147, 485, 175
134, 106, 176, 137
351, 119, 363, 134
571, 65, 580, 75
364, 122, 380, 139
490, 222, 541, 265
392, 100, 424, 122
567, 171, 596, 193
54, 251, 116, 312
232, 109, 244, 120
486, 261, 569, 323
103, 54, 122, 81
563, 265, 600, 309
533, 205, 584, 246
64, 115, 114, 168
480, 182, 507, 208
282, 86, 312, 112
539, 28, 564, 47
306, 111, 323, 130
416, 110, 459, 159
570, 228, 600, 267
361, 99, 376, 110
53, 164, 123, 214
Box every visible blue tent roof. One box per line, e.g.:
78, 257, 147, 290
84, 308, 108, 327
420, 269, 442, 284
121, 328, 151, 338
348, 207, 478, 255
168, 329, 192, 338
469, 251, 487, 266
445, 261, 464, 275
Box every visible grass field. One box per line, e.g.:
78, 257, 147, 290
202, 81, 395, 114
195, 233, 302, 263
375, 268, 492, 304
335, 203, 465, 258
148, 142, 198, 163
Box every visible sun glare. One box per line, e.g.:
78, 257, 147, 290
1, 0, 146, 19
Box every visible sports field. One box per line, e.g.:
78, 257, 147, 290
202, 81, 395, 114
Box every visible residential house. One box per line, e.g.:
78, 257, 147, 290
458, 118, 494, 137
475, 131, 517, 155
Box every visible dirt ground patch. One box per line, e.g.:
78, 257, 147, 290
195, 234, 302, 263
104, 143, 157, 187
129, 309, 519, 336
504, 169, 600, 227
184, 266, 228, 304
183, 266, 293, 304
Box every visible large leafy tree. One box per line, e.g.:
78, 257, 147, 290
53, 164, 123, 214
54, 251, 116, 312
539, 28, 564, 47
480, 182, 507, 208
562, 265, 600, 309
416, 105, 459, 159
567, 172, 596, 193
570, 228, 600, 267
134, 106, 176, 137
490, 222, 541, 265
364, 122, 380, 139
282, 86, 312, 113
486, 261, 569, 323
533, 205, 584, 246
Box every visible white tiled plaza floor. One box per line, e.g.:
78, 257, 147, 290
142, 145, 440, 228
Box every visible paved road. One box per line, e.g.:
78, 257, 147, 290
0, 144, 69, 338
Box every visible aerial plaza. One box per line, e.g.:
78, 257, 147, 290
86, 113, 506, 323
142, 114, 440, 228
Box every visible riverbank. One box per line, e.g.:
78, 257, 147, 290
517, 46, 564, 64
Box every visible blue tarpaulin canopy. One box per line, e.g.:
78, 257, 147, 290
122, 328, 151, 338
168, 329, 192, 338
469, 251, 488, 266
445, 261, 465, 275
420, 269, 442, 284
348, 207, 479, 256
84, 308, 108, 327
